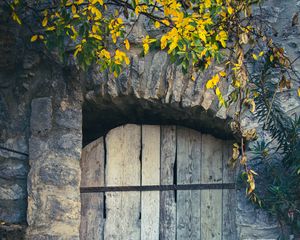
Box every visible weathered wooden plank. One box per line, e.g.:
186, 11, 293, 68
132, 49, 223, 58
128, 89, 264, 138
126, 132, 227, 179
104, 124, 141, 240
159, 126, 176, 240
176, 127, 201, 240
80, 138, 105, 240
222, 140, 237, 240
141, 125, 160, 240
201, 134, 223, 240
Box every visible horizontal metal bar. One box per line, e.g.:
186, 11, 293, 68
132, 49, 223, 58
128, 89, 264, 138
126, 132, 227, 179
80, 183, 235, 193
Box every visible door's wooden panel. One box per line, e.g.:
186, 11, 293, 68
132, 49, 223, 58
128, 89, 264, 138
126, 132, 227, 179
201, 134, 223, 240
104, 124, 141, 240
176, 127, 201, 240
222, 141, 237, 240
159, 126, 177, 240
80, 138, 105, 240
80, 124, 237, 240
141, 125, 160, 240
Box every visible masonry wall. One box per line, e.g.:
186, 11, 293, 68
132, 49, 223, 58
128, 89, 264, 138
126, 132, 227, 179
0, 0, 300, 239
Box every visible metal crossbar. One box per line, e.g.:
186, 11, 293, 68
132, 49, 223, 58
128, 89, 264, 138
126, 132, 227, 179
80, 183, 235, 193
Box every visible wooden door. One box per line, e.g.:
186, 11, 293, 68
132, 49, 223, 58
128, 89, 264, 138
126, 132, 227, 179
80, 124, 237, 240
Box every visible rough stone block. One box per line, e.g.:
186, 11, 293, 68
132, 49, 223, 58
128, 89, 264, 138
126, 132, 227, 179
0, 199, 27, 223
0, 224, 26, 240
39, 163, 79, 187
0, 157, 28, 179
51, 133, 82, 160
0, 180, 26, 200
55, 105, 81, 130
45, 196, 80, 222
29, 137, 48, 160
30, 97, 52, 135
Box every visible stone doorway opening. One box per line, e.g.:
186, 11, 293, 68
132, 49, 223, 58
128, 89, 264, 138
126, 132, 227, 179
80, 88, 237, 239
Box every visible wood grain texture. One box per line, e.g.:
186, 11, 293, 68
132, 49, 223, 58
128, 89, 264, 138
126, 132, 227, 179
201, 134, 223, 240
222, 140, 237, 240
80, 138, 105, 240
141, 125, 160, 240
79, 124, 237, 240
176, 127, 201, 240
104, 124, 141, 240
159, 126, 177, 240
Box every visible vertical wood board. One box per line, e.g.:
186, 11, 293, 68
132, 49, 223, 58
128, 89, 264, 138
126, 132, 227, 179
201, 134, 223, 240
176, 127, 201, 240
80, 138, 105, 240
141, 125, 160, 240
104, 124, 141, 240
159, 126, 177, 240
222, 140, 237, 240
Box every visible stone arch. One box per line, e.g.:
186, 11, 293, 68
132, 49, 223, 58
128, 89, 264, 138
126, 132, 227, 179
82, 51, 234, 145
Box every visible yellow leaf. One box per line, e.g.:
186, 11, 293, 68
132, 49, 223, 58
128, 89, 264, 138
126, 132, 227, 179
228, 6, 234, 15
219, 71, 226, 77
143, 43, 149, 55
90, 6, 102, 20
259, 51, 264, 57
124, 39, 130, 50
124, 56, 130, 65
270, 55, 274, 62
298, 87, 300, 97
30, 35, 38, 42
12, 12, 22, 25
89, 34, 102, 41
168, 40, 178, 54
39, 35, 44, 40
72, 5, 77, 14
160, 35, 168, 50
46, 26, 56, 31
252, 53, 258, 61
161, 19, 170, 26
42, 17, 48, 27
74, 44, 82, 57
65, 0, 72, 6
92, 25, 98, 33
99, 49, 111, 59
205, 79, 212, 89
215, 86, 221, 96
206, 74, 220, 89
204, 0, 211, 8
154, 21, 160, 29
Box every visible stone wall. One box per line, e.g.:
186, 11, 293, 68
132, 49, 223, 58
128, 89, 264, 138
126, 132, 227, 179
0, 13, 84, 238
27, 97, 82, 239
0, 0, 299, 239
